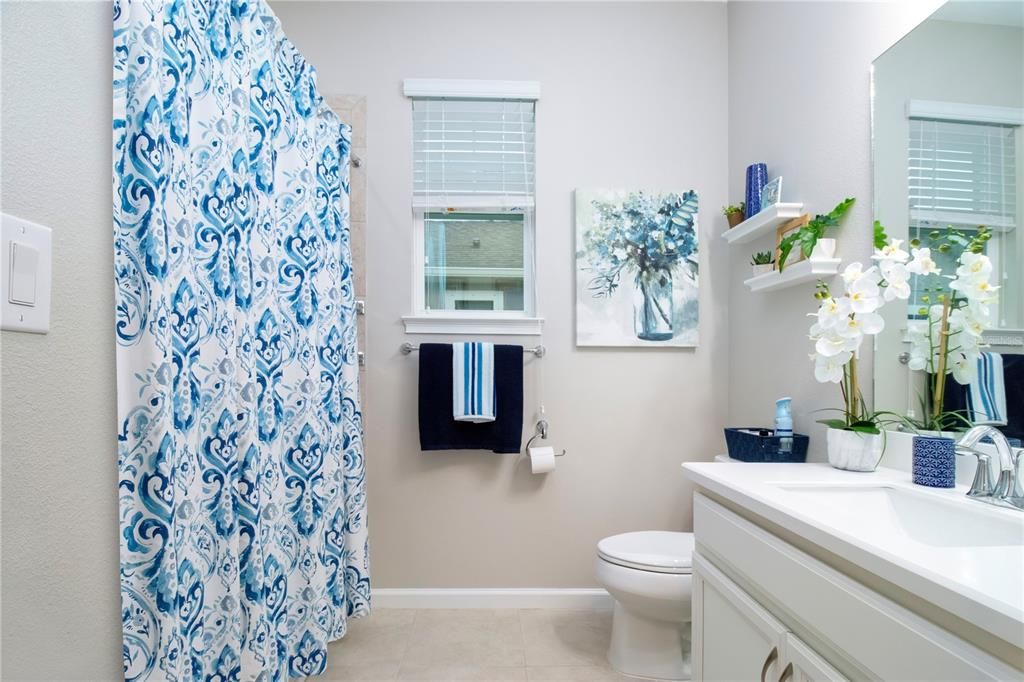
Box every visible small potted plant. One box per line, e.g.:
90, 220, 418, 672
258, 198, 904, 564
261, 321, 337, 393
722, 202, 746, 228
750, 251, 774, 277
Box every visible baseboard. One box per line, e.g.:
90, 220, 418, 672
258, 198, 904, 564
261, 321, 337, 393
372, 588, 612, 610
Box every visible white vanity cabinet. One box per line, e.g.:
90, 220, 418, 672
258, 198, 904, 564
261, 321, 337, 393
693, 552, 845, 682
690, 492, 1020, 681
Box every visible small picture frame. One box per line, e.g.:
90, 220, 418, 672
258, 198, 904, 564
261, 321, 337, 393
775, 214, 810, 267
760, 177, 783, 211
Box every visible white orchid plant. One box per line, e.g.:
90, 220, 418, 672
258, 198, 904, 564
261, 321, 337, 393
807, 226, 915, 434
808, 222, 997, 435
903, 226, 997, 431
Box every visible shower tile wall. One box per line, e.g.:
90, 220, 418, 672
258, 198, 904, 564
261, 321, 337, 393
327, 94, 368, 376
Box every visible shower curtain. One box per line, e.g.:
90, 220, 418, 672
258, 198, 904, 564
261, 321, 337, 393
112, 0, 368, 678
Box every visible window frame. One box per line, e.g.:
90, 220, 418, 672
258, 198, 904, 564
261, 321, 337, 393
402, 80, 543, 336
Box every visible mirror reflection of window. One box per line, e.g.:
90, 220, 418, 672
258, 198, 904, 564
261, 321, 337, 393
907, 118, 1018, 327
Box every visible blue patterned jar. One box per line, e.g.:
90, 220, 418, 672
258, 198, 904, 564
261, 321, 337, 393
745, 163, 768, 219
912, 435, 956, 488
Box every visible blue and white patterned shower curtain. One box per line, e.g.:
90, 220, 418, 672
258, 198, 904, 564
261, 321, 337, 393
112, 0, 368, 678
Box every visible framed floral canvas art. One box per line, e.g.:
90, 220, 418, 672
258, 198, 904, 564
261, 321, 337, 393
575, 189, 699, 347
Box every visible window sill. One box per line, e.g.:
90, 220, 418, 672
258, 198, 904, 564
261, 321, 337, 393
402, 314, 544, 336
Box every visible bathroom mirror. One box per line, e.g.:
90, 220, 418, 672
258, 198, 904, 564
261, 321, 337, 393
872, 0, 1024, 435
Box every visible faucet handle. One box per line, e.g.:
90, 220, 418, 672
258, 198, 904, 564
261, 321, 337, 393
955, 446, 993, 498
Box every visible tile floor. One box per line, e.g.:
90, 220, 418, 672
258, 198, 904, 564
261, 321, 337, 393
321, 609, 633, 681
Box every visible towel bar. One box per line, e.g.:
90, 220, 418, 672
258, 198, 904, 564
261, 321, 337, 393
401, 342, 545, 358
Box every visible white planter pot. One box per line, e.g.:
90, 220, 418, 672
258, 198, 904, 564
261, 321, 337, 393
810, 238, 837, 261
826, 427, 884, 472
751, 263, 774, 277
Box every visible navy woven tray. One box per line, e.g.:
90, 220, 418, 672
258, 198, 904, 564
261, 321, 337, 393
724, 427, 808, 463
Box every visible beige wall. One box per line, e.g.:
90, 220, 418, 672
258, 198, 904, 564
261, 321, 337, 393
725, 0, 943, 461
271, 1, 731, 588
0, 0, 954, 677
1, 2, 123, 679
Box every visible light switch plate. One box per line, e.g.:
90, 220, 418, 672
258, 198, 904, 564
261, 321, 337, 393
1, 212, 52, 334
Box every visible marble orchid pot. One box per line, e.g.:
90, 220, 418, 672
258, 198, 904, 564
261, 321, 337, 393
826, 427, 884, 472
751, 263, 774, 277
634, 268, 673, 341
911, 435, 956, 488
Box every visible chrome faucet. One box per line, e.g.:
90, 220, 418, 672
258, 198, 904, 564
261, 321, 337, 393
955, 425, 1024, 511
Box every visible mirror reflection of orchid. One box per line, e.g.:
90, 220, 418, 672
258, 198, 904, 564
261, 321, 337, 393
580, 190, 699, 342
903, 226, 998, 431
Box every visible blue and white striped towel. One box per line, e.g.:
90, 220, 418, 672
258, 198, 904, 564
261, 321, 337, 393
967, 352, 1007, 426
453, 342, 496, 423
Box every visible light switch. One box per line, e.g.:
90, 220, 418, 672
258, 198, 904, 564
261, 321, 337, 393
2, 213, 52, 334
9, 241, 39, 305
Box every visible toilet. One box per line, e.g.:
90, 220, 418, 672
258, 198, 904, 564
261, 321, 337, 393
595, 531, 695, 680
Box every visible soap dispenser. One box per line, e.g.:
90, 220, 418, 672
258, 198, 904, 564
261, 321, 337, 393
775, 397, 793, 453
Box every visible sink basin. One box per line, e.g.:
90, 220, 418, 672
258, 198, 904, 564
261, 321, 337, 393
775, 484, 1024, 548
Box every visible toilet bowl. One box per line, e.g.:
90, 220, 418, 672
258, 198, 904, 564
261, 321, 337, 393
595, 531, 694, 680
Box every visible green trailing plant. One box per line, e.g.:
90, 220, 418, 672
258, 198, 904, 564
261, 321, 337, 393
778, 197, 856, 271
722, 202, 745, 216
750, 250, 774, 266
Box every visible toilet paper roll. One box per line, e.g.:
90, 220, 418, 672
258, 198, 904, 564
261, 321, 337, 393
528, 446, 556, 474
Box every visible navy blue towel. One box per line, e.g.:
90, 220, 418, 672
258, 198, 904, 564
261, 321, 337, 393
943, 353, 1024, 441
418, 343, 523, 453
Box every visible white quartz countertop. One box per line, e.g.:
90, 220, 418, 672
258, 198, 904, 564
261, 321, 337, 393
682, 462, 1024, 649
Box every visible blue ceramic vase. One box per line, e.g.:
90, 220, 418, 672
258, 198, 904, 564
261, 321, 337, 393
912, 435, 956, 488
745, 163, 768, 219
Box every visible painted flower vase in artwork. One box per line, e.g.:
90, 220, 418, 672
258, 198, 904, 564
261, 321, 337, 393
826, 428, 884, 472
911, 435, 956, 488
634, 268, 673, 341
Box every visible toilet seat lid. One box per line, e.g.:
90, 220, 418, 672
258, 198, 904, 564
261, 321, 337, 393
597, 531, 695, 574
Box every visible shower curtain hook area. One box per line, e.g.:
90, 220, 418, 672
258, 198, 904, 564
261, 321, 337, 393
524, 419, 566, 457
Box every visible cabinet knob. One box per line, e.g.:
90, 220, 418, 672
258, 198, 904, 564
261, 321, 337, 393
760, 647, 779, 682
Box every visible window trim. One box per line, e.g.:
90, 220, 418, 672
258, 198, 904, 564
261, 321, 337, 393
403, 79, 540, 101
403, 80, 542, 336
906, 100, 1023, 126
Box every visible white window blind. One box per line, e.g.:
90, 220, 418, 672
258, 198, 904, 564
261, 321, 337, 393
412, 98, 535, 205
908, 118, 1017, 230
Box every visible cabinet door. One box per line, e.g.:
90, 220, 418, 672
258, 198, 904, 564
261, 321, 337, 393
780, 632, 848, 682
693, 552, 787, 682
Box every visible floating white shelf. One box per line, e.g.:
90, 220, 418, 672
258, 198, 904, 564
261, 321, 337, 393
744, 258, 842, 293
722, 203, 805, 246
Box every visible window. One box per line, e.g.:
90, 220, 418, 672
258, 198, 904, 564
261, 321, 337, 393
907, 116, 1019, 326
403, 80, 541, 335
425, 211, 525, 312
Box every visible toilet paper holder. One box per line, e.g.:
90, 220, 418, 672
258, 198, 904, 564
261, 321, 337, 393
524, 420, 566, 457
